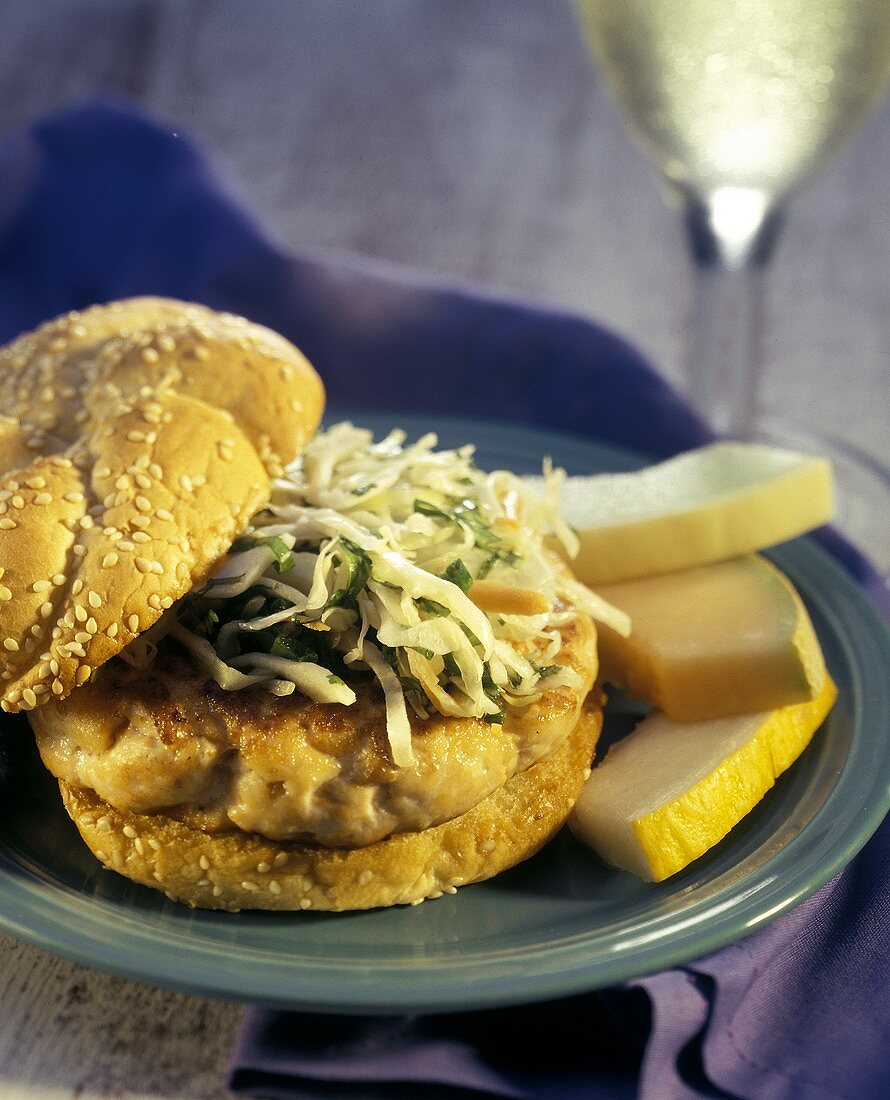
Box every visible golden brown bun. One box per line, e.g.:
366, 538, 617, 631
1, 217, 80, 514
59, 701, 603, 911
0, 299, 324, 713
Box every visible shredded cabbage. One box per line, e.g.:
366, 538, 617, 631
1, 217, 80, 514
145, 422, 630, 766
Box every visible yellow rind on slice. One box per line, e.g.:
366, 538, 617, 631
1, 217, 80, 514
596, 555, 826, 722
570, 675, 837, 882
528, 442, 834, 585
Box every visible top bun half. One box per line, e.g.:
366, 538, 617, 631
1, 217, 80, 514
0, 297, 324, 712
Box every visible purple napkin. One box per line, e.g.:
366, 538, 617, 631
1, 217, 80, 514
0, 99, 887, 1100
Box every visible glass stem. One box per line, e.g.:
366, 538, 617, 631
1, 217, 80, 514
682, 191, 784, 438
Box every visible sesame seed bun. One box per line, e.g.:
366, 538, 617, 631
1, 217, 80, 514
0, 298, 324, 712
57, 698, 603, 911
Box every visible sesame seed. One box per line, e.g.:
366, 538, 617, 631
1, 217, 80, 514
152, 872, 163, 882
74, 606, 88, 622
135, 495, 151, 513
241, 881, 259, 893
128, 614, 139, 632
299, 898, 312, 910
115, 475, 129, 491
148, 838, 161, 852
63, 491, 85, 504
131, 531, 150, 543
118, 540, 135, 552
194, 345, 210, 361
39, 602, 53, 618
126, 430, 145, 443
72, 579, 83, 596
86, 618, 98, 635
74, 631, 91, 644
256, 861, 271, 874
481, 840, 496, 853
3, 638, 19, 652
156, 508, 173, 522
50, 659, 59, 675
135, 473, 152, 490
273, 852, 289, 868
76, 666, 92, 685
0, 587, 12, 602
26, 477, 46, 490
33, 579, 51, 593
122, 825, 137, 838
131, 515, 150, 528
52, 574, 65, 585
79, 515, 94, 529
0, 518, 16, 530
150, 561, 164, 574
88, 591, 102, 609
141, 347, 159, 363
34, 492, 52, 506
22, 688, 37, 708
269, 880, 282, 895
72, 544, 86, 557
11, 495, 25, 509
357, 870, 373, 886
149, 464, 163, 480
95, 466, 112, 479
196, 878, 210, 888
199, 855, 210, 871
212, 885, 222, 897
135, 557, 151, 573
107, 623, 119, 639
148, 594, 161, 610
102, 552, 119, 568
68, 643, 86, 658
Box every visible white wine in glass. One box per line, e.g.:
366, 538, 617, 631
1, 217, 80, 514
578, 0, 890, 207
577, 0, 890, 569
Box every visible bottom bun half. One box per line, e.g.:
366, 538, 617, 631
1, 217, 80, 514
59, 701, 602, 912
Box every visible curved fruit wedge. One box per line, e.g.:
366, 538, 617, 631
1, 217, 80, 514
532, 442, 833, 584
596, 554, 826, 722
569, 674, 837, 882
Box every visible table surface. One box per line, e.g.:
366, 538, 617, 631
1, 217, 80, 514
0, 1, 887, 1096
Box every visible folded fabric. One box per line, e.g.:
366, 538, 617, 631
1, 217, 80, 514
0, 99, 886, 1100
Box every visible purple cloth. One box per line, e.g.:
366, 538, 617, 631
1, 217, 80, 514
0, 99, 887, 1100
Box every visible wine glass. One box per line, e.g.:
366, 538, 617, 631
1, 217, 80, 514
576, 0, 890, 570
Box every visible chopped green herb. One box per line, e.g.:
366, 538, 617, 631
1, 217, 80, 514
409, 646, 436, 660
537, 663, 564, 679
327, 673, 347, 686
266, 535, 294, 574
327, 537, 372, 607
413, 499, 451, 520
442, 651, 461, 678
460, 622, 483, 648
351, 483, 377, 496
477, 548, 521, 579
441, 559, 473, 594
416, 596, 450, 618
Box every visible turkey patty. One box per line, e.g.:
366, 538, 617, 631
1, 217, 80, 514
30, 613, 597, 848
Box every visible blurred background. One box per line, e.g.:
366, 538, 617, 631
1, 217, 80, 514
2, 0, 887, 466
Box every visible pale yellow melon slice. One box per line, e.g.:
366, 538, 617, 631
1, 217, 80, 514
528, 442, 833, 585
595, 554, 826, 722
569, 674, 837, 881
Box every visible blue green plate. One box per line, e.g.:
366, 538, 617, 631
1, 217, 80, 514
1, 416, 888, 1013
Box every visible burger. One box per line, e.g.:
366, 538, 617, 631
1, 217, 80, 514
0, 298, 624, 911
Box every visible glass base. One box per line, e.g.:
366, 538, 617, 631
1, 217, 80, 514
755, 414, 890, 578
